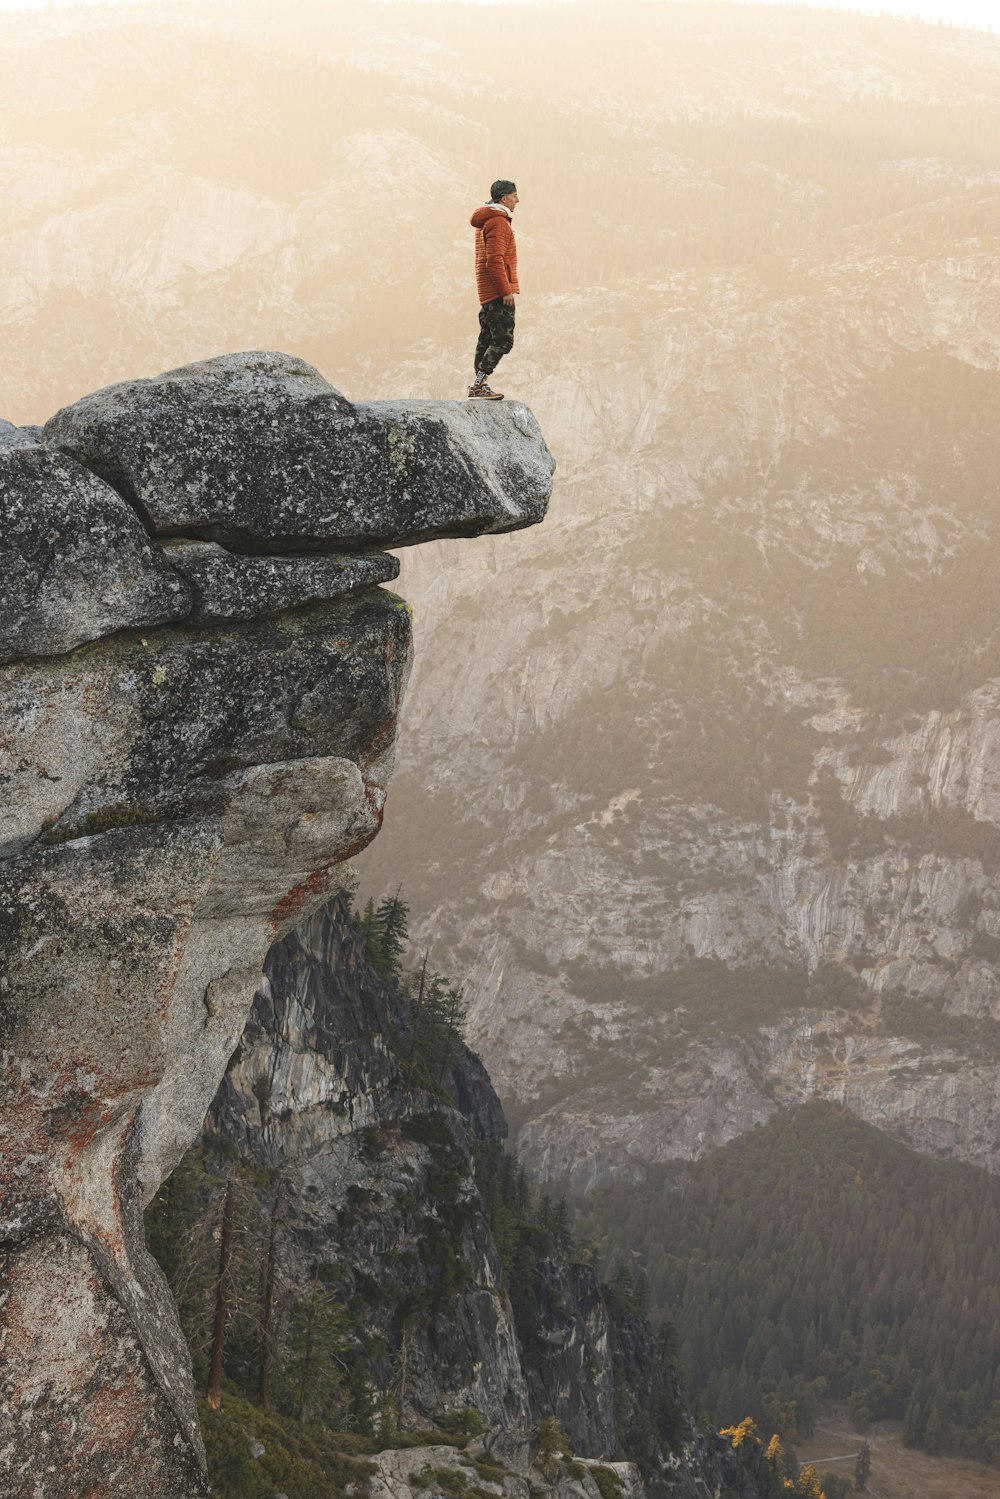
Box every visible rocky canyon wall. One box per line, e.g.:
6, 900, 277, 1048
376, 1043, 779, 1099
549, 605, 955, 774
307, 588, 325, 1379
0, 351, 553, 1497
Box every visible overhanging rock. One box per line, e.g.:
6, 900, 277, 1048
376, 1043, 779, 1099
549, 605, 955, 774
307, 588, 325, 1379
44, 350, 555, 551
0, 353, 554, 1498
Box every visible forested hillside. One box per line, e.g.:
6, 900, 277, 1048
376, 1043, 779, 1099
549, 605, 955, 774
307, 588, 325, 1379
574, 1102, 1000, 1467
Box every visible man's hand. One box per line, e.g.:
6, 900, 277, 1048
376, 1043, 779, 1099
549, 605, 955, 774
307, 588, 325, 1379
503, 293, 516, 308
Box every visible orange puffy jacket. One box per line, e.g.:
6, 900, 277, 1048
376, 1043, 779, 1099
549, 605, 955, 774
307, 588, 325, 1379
471, 204, 520, 303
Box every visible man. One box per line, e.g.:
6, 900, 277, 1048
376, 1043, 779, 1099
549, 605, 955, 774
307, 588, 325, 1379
468, 179, 519, 400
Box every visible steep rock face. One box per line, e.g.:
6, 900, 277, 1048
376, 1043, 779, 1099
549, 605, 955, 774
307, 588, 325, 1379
207, 896, 532, 1433
197, 894, 723, 1498
0, 354, 553, 1498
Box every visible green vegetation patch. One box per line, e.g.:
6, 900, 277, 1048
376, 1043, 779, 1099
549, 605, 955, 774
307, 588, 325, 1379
199, 1394, 375, 1499
436, 1408, 486, 1441
42, 801, 160, 844
577, 1101, 1000, 1465
589, 1466, 624, 1499
410, 1464, 494, 1499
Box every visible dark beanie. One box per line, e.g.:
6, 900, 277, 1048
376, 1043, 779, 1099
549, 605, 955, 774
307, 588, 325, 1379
490, 179, 517, 201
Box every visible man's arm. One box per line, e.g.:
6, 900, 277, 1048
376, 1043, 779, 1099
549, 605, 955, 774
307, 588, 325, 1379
483, 219, 514, 301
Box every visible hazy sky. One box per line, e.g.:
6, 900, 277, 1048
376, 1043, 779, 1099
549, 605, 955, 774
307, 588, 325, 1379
0, 0, 997, 27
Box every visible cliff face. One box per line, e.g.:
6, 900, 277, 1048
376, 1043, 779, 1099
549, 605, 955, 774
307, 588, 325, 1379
193, 893, 724, 1499
0, 352, 553, 1497
207, 896, 531, 1435
351, 183, 1000, 1195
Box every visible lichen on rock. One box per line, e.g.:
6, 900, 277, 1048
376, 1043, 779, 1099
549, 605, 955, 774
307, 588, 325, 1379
0, 435, 192, 666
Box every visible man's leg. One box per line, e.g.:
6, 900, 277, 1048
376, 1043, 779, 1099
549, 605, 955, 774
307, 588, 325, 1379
470, 299, 516, 393
474, 303, 493, 376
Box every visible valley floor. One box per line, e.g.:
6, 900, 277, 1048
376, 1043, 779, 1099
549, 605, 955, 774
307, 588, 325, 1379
797, 1408, 999, 1499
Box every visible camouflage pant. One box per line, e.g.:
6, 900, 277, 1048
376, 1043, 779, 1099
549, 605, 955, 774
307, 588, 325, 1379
474, 297, 516, 378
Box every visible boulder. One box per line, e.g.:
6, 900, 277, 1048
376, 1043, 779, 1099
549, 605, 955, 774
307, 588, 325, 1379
43, 351, 555, 551
0, 440, 191, 665
0, 418, 43, 449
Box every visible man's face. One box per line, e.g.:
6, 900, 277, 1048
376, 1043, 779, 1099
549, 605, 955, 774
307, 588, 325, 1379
500, 190, 519, 213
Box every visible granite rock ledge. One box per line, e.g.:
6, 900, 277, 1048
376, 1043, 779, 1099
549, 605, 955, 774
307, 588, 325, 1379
0, 353, 554, 1498
44, 350, 555, 551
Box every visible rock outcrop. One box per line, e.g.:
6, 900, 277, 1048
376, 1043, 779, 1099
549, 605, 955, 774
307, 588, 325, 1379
183, 893, 718, 1499
0, 353, 553, 1498
205, 896, 533, 1435
43, 352, 552, 551
0, 423, 191, 664
364, 1443, 648, 1499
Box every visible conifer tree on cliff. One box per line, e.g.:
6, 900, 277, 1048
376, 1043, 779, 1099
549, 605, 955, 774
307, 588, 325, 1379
375, 888, 409, 978
258, 1174, 287, 1412
206, 1173, 237, 1410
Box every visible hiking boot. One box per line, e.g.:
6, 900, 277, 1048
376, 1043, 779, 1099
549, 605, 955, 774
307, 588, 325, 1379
467, 382, 504, 400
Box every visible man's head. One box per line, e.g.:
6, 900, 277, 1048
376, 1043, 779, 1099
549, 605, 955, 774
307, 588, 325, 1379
490, 179, 519, 212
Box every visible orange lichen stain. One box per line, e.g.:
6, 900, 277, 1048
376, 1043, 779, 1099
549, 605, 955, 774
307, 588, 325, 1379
151, 911, 196, 1019
269, 862, 336, 937
360, 715, 397, 769
64, 1104, 119, 1153
80, 678, 107, 718
361, 777, 384, 822
75, 1365, 162, 1488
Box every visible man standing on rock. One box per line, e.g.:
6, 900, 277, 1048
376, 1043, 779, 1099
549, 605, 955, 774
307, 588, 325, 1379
468, 180, 519, 400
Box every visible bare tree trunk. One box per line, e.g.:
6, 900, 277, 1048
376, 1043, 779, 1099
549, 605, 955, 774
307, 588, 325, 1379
398, 1323, 411, 1412
296, 1262, 320, 1424
258, 1175, 285, 1412
205, 1175, 236, 1410
404, 951, 429, 1093
436, 986, 465, 1085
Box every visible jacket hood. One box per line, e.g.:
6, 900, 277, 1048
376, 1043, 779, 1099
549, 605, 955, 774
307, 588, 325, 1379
470, 204, 512, 228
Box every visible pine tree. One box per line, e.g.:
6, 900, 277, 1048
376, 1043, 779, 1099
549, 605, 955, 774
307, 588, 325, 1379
853, 1440, 871, 1492
403, 951, 429, 1094
553, 1197, 574, 1254
434, 984, 468, 1084
258, 1175, 287, 1412
358, 898, 384, 973
374, 888, 409, 978
347, 1356, 376, 1435
275, 1265, 349, 1425
902, 1391, 925, 1448
536, 1415, 571, 1480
